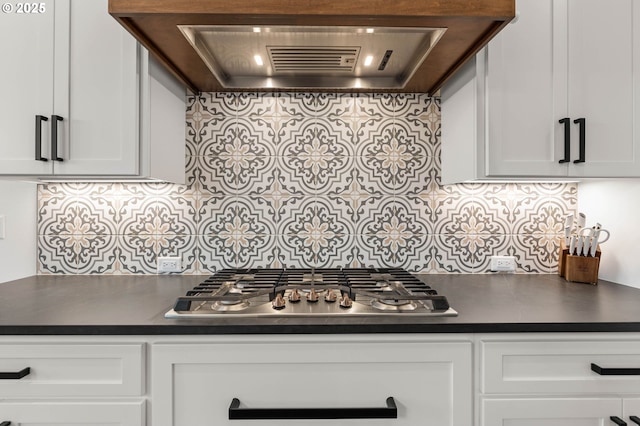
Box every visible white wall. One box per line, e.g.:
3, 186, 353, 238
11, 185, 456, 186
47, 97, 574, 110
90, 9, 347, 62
578, 180, 640, 288
0, 181, 37, 283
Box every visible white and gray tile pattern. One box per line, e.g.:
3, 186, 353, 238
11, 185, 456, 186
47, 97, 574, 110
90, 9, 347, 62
37, 93, 577, 274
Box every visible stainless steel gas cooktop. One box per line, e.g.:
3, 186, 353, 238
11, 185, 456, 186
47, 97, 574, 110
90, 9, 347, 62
165, 268, 457, 318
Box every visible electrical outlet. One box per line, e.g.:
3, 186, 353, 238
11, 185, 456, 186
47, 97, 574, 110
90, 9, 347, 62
490, 255, 516, 272
157, 256, 182, 273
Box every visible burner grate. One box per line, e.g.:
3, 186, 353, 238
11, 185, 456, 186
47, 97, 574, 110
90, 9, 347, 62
168, 268, 456, 317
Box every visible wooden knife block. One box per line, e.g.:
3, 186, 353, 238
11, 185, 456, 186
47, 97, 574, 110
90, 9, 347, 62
558, 240, 601, 285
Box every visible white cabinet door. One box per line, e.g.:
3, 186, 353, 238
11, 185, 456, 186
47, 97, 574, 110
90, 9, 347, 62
565, 0, 640, 177
0, 401, 144, 426
0, 0, 140, 177
443, 0, 640, 181
53, 0, 139, 175
0, 0, 55, 175
484, 0, 568, 177
481, 398, 622, 426
152, 339, 472, 426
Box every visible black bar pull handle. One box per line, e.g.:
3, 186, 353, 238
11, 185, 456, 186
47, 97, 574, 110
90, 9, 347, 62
629, 416, 640, 425
228, 397, 398, 420
35, 115, 49, 161
591, 363, 640, 376
611, 416, 627, 426
573, 118, 586, 163
0, 367, 30, 380
0, 421, 11, 426
559, 117, 571, 163
51, 115, 63, 162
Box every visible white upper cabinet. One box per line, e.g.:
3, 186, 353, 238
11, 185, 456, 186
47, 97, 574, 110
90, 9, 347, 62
55, 0, 139, 175
0, 0, 185, 182
442, 0, 640, 182
0, 0, 55, 175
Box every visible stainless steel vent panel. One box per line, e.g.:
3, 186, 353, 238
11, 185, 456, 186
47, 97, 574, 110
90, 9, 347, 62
178, 25, 446, 89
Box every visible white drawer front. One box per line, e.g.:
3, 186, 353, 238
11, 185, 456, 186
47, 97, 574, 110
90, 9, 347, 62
0, 343, 144, 397
152, 340, 472, 426
481, 397, 622, 426
0, 400, 144, 426
482, 339, 640, 394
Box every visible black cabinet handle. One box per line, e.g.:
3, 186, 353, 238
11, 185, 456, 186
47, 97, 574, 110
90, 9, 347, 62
228, 397, 397, 420
611, 416, 627, 426
51, 115, 63, 162
558, 117, 571, 163
0, 422, 11, 426
0, 367, 30, 380
629, 416, 640, 425
591, 363, 640, 375
573, 118, 586, 163
35, 115, 49, 161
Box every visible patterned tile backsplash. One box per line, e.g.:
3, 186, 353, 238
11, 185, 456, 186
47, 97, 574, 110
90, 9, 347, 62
37, 93, 577, 275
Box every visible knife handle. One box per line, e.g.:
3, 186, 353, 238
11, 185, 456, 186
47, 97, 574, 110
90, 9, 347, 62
569, 236, 576, 255
576, 236, 584, 256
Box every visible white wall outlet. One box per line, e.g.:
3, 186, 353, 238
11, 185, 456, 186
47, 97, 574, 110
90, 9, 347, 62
490, 255, 516, 272
157, 256, 182, 273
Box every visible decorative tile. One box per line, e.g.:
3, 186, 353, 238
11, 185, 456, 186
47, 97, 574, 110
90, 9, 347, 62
38, 235, 77, 274
357, 198, 430, 268
247, 167, 306, 223
36, 92, 578, 275
197, 234, 237, 272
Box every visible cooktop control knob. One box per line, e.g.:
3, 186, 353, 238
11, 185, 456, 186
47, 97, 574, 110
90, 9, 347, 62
288, 289, 301, 303
306, 288, 319, 303
324, 289, 337, 303
340, 294, 353, 309
272, 293, 286, 310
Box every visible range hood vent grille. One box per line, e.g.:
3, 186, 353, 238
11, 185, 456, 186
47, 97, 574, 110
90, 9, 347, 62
268, 46, 360, 73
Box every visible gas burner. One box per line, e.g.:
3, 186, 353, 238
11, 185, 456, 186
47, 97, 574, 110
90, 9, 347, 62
375, 280, 394, 292
211, 299, 251, 312
371, 299, 419, 312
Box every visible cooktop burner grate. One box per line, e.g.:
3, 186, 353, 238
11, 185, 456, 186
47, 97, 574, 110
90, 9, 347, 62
166, 268, 457, 318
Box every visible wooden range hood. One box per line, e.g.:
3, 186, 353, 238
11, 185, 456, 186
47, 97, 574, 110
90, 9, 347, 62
109, 0, 515, 94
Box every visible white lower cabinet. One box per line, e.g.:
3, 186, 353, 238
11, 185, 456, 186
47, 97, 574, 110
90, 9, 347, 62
0, 337, 146, 426
150, 335, 473, 426
4, 333, 640, 426
478, 334, 640, 426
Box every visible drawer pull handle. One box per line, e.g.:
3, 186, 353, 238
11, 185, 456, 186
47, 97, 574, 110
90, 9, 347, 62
0, 422, 11, 426
591, 363, 640, 375
0, 367, 30, 380
611, 416, 627, 426
630, 416, 640, 425
228, 397, 398, 420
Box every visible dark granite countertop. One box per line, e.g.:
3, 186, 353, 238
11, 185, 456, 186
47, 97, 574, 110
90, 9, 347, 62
0, 273, 639, 335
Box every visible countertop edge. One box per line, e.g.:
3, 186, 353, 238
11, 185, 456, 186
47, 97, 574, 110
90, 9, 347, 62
3, 322, 640, 335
